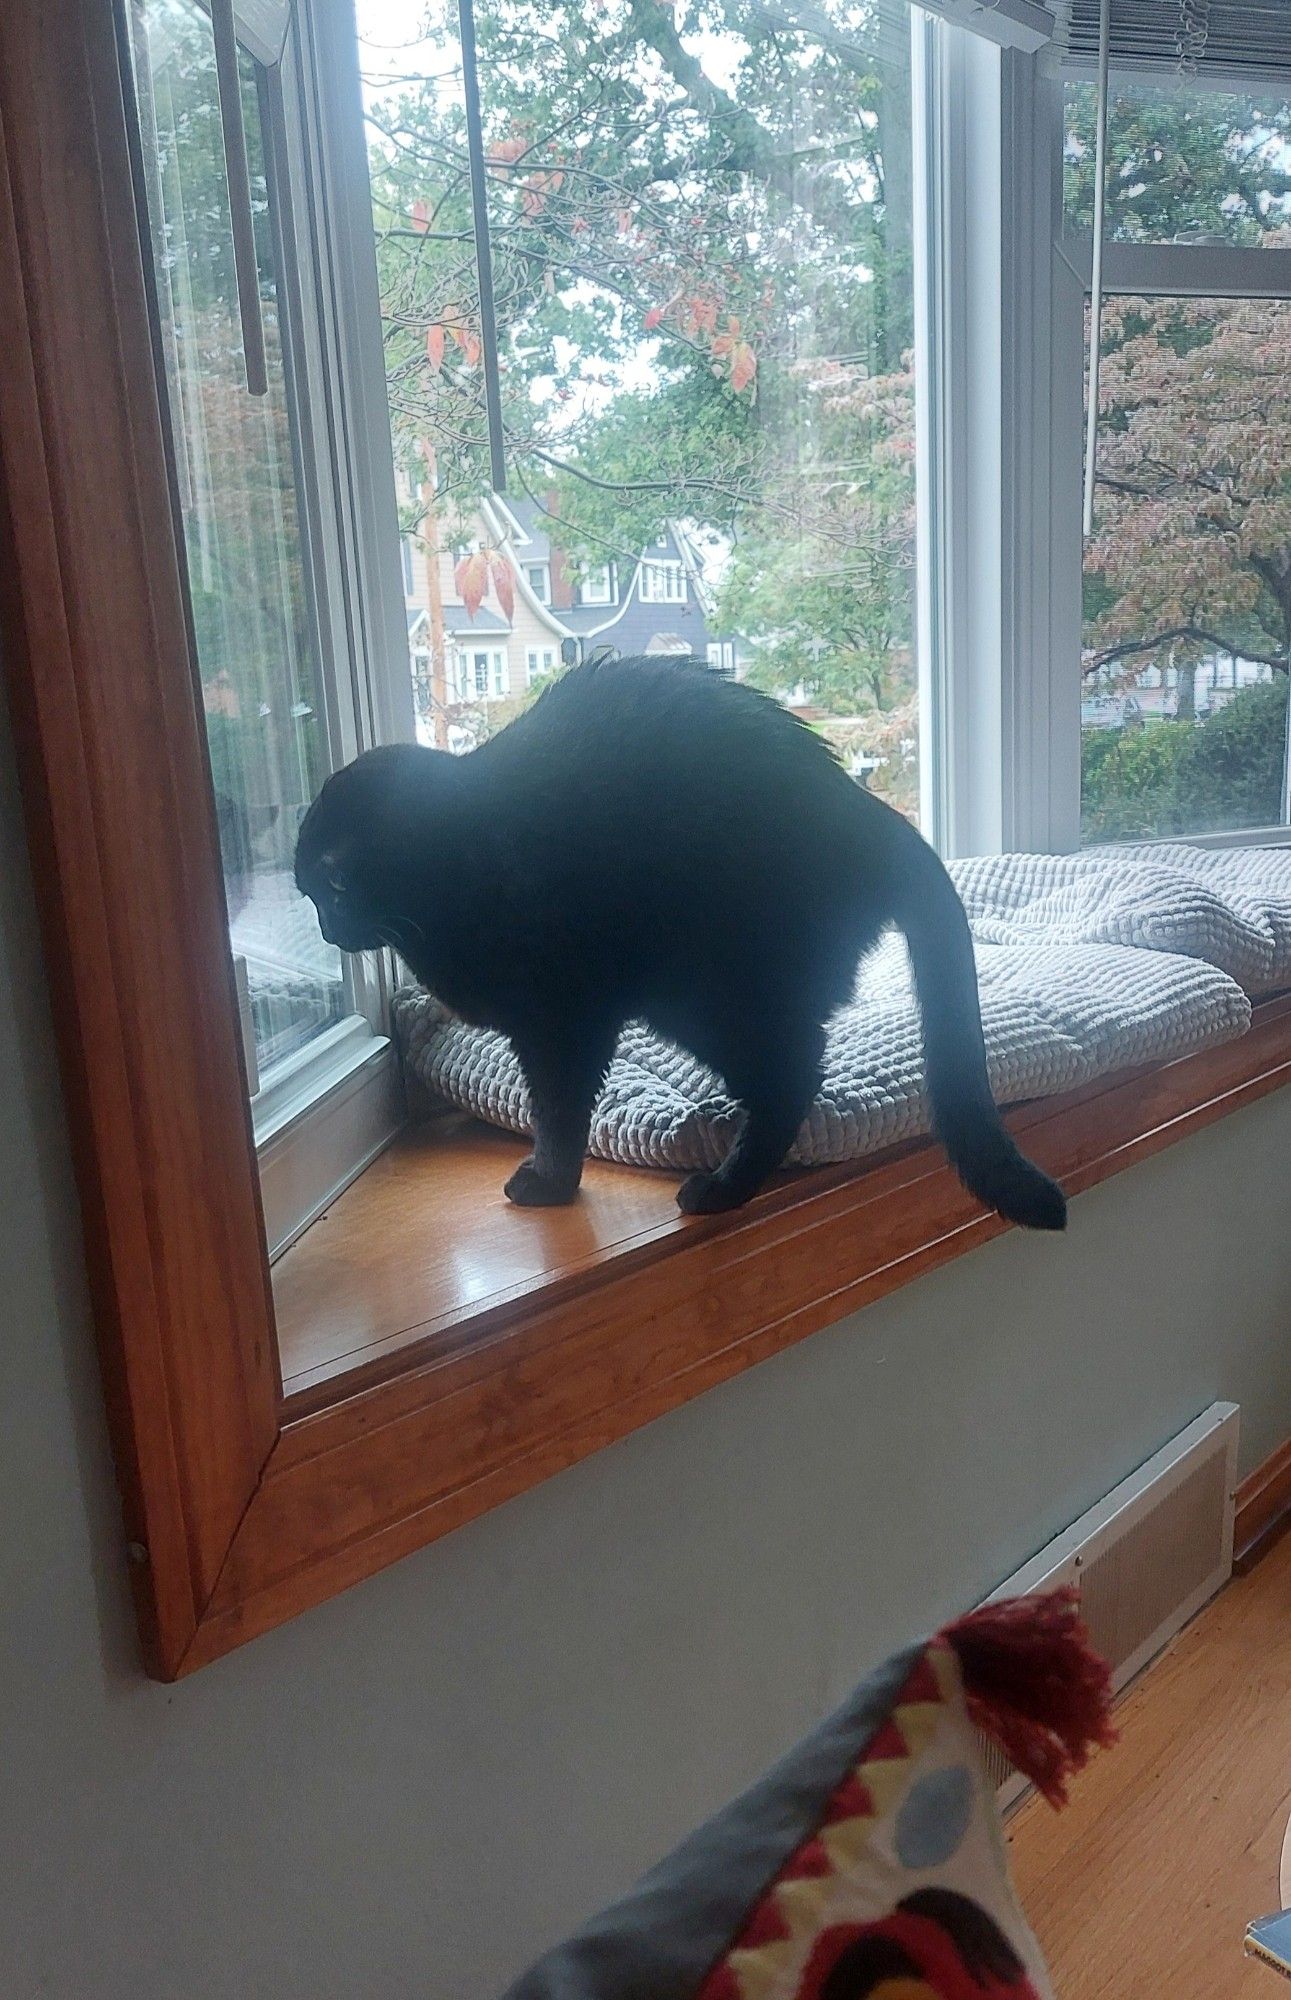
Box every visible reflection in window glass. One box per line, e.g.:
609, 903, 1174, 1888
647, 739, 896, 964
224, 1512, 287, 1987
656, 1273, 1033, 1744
1064, 83, 1291, 247
357, 0, 921, 820
1081, 295, 1291, 843
129, 0, 345, 1078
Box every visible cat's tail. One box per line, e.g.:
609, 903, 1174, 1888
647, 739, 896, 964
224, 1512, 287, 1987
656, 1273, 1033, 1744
890, 826, 1067, 1232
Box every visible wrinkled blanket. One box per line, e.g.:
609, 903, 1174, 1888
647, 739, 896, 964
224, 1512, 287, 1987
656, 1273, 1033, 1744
392, 844, 1290, 1173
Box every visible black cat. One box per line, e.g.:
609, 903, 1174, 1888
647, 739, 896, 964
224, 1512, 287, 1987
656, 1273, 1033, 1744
295, 656, 1065, 1225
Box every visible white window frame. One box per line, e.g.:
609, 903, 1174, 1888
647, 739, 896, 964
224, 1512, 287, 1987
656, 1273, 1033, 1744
639, 558, 687, 604
525, 562, 551, 604
526, 644, 558, 681
914, 13, 1078, 858
578, 562, 615, 606
454, 645, 508, 699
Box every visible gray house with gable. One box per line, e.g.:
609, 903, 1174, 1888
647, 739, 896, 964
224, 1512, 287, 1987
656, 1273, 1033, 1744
505, 497, 740, 675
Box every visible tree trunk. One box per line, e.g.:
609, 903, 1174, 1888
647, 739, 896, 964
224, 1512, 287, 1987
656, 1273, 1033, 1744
1174, 649, 1196, 723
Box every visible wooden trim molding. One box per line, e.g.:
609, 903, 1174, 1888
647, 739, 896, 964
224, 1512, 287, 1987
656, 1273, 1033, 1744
0, 0, 278, 1680
1235, 1435, 1291, 1569
4, 0, 1291, 1680
185, 997, 1291, 1671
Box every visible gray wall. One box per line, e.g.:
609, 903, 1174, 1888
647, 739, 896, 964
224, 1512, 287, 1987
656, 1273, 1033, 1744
2, 684, 1289, 2000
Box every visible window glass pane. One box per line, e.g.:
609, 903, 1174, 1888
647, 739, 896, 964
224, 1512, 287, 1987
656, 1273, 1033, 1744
129, 0, 345, 1076
1081, 294, 1291, 843
357, 0, 921, 820
1064, 82, 1291, 246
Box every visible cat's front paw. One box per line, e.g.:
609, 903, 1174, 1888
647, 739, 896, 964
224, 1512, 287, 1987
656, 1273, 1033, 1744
676, 1170, 748, 1215
504, 1158, 581, 1207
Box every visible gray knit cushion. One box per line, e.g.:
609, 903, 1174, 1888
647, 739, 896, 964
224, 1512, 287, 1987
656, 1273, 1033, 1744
951, 844, 1291, 997
390, 844, 1291, 1175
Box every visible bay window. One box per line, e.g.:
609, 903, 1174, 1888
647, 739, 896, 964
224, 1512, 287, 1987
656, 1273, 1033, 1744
10, 0, 1291, 1676
119, 0, 1291, 1295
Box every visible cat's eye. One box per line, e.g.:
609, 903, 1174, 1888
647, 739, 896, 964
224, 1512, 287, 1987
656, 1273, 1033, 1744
326, 871, 346, 896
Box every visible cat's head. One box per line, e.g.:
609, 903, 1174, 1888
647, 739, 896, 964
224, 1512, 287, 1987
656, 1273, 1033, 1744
295, 742, 439, 954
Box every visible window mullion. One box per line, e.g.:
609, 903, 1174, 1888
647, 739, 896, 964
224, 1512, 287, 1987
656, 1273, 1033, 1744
1003, 59, 1082, 854
916, 16, 1007, 858
918, 19, 1078, 859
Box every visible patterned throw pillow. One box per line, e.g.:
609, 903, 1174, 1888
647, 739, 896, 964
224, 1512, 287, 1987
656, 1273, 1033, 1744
505, 1592, 1113, 2000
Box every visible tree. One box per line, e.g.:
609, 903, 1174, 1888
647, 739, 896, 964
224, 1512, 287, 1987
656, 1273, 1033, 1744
1082, 677, 1287, 841
1064, 83, 1291, 247
361, 0, 920, 795
1064, 86, 1291, 837
1084, 291, 1291, 685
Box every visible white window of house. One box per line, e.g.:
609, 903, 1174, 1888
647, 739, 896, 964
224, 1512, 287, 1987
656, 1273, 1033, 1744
454, 646, 507, 699
525, 563, 551, 604
526, 645, 558, 682
640, 559, 687, 604
707, 640, 736, 675
1057, 79, 1291, 850
577, 563, 615, 607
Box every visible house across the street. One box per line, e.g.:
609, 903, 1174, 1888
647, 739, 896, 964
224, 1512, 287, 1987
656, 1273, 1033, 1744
400, 489, 741, 746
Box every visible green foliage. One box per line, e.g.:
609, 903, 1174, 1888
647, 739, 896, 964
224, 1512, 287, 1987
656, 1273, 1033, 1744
1064, 83, 1291, 246
1081, 678, 1288, 842
1068, 85, 1291, 846
364, 0, 920, 751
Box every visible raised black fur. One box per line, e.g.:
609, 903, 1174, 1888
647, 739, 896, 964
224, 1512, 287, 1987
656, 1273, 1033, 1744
295, 656, 1065, 1226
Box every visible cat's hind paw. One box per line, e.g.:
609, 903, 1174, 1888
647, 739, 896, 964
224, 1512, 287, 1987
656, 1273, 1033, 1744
504, 1158, 581, 1207
676, 1169, 748, 1215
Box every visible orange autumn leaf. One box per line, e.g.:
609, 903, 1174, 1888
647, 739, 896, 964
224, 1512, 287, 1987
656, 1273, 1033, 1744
710, 314, 742, 359
729, 340, 757, 394
489, 552, 515, 621
520, 168, 565, 218
486, 135, 527, 169
410, 200, 429, 234
448, 319, 481, 366
454, 550, 490, 619
426, 324, 446, 372
686, 293, 720, 338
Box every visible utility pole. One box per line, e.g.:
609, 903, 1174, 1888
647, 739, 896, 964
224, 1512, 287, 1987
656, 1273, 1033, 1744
420, 438, 448, 748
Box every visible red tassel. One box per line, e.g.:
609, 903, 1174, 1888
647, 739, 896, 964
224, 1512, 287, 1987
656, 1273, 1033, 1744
939, 1587, 1116, 1808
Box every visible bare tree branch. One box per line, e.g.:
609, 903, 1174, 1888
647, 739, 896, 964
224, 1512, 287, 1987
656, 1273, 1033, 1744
1085, 624, 1289, 676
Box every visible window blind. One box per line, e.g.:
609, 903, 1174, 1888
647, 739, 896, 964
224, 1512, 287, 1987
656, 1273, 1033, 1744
1051, 2, 1291, 79
911, 0, 1055, 52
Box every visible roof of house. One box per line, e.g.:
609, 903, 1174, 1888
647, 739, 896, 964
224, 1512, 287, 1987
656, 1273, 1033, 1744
405, 494, 736, 659
409, 603, 513, 642
445, 606, 511, 637
504, 497, 718, 655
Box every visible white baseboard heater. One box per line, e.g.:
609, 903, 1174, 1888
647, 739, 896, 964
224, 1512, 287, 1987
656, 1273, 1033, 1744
982, 1401, 1239, 1806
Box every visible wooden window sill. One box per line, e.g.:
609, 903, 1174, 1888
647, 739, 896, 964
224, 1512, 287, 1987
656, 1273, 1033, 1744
277, 998, 1291, 1412
199, 994, 1291, 1676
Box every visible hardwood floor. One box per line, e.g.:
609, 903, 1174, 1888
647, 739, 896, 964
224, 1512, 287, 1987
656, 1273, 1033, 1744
1009, 1527, 1291, 1996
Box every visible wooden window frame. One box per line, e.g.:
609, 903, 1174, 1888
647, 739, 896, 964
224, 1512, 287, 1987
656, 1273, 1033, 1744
4, 0, 1291, 1680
